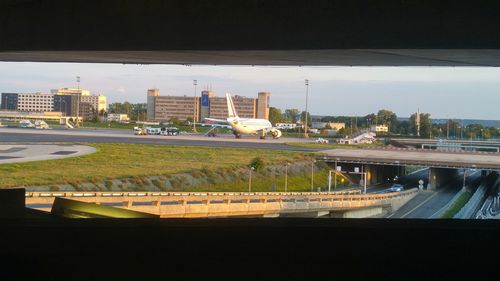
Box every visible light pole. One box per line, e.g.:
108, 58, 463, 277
284, 162, 290, 192
248, 166, 255, 193
304, 79, 309, 139
462, 169, 467, 191
310, 159, 316, 192
192, 79, 198, 132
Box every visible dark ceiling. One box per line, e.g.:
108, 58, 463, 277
1, 0, 500, 66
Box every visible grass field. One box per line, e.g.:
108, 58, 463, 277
440, 191, 473, 218
0, 143, 313, 188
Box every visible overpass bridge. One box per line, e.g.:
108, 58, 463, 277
25, 190, 417, 218
389, 138, 500, 151
320, 148, 500, 190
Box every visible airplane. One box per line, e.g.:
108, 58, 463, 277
204, 93, 282, 139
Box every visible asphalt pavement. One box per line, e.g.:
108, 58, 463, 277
0, 128, 319, 151
388, 171, 482, 218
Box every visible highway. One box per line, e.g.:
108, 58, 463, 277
0, 128, 318, 151
388, 171, 482, 218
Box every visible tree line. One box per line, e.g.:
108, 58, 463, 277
268, 107, 500, 139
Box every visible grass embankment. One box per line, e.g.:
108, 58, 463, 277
0, 143, 326, 191
440, 191, 473, 218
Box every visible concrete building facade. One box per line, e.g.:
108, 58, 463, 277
154, 95, 199, 121
53, 94, 79, 117
256, 92, 270, 119
17, 93, 54, 112
148, 89, 270, 122
147, 89, 160, 121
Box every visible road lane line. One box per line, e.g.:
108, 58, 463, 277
399, 192, 439, 218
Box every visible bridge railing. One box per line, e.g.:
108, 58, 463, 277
25, 189, 417, 204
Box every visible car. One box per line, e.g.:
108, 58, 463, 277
161, 127, 179, 136
315, 137, 329, 144
388, 184, 404, 192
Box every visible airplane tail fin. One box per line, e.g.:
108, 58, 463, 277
226, 93, 239, 118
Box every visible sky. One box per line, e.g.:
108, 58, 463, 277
0, 62, 499, 120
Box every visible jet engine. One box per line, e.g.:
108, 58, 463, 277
271, 128, 282, 139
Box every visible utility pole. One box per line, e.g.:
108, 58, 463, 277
304, 79, 309, 138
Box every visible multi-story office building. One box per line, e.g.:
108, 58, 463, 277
80, 94, 107, 120
1, 89, 107, 120
52, 88, 106, 121
0, 93, 19, 110
147, 89, 270, 122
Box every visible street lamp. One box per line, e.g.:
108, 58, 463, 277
192, 79, 198, 132
284, 162, 290, 192
248, 166, 255, 193
304, 79, 309, 139
310, 159, 316, 192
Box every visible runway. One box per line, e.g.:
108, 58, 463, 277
0, 128, 318, 151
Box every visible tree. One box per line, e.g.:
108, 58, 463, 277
377, 109, 398, 133
249, 157, 265, 171
300, 111, 312, 126
409, 112, 432, 138
268, 107, 283, 125
284, 109, 300, 123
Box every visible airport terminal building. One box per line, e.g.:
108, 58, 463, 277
147, 89, 270, 122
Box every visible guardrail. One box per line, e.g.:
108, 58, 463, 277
25, 190, 361, 198
25, 189, 418, 218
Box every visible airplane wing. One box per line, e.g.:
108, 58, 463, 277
204, 118, 230, 125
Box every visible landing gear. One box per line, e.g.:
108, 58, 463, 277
260, 135, 266, 139
233, 131, 242, 139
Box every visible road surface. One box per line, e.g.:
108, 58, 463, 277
0, 128, 318, 151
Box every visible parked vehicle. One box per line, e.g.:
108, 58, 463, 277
34, 120, 49, 129
133, 127, 148, 135
19, 120, 35, 128
161, 127, 179, 136
315, 137, 329, 144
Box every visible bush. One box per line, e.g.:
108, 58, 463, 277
152, 179, 163, 189
249, 157, 265, 171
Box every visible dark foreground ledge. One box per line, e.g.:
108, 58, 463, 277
0, 218, 498, 280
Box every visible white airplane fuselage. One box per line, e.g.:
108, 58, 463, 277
228, 117, 272, 135
204, 93, 282, 139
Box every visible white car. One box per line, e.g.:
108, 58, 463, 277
315, 138, 329, 144
388, 184, 404, 192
